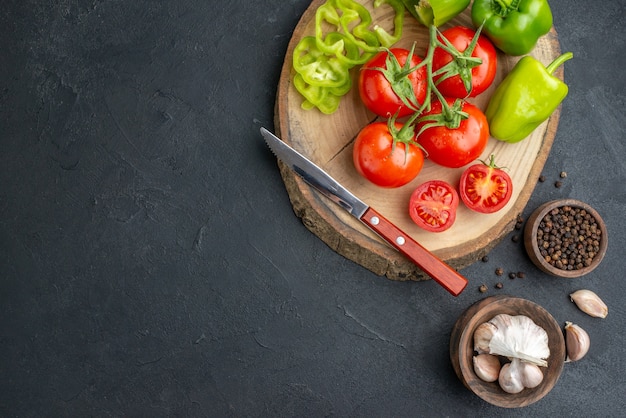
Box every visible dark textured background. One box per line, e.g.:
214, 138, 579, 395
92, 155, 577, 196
1, 0, 625, 416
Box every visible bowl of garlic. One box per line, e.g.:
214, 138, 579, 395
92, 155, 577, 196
450, 295, 566, 408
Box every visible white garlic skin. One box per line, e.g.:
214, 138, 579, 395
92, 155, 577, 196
565, 321, 590, 362
487, 314, 550, 367
520, 362, 544, 388
498, 360, 524, 394
569, 289, 608, 318
473, 322, 497, 354
473, 354, 501, 383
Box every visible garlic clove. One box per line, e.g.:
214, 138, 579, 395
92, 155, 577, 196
473, 354, 501, 383
520, 362, 544, 388
565, 321, 590, 362
498, 358, 525, 394
569, 289, 608, 318
473, 322, 497, 354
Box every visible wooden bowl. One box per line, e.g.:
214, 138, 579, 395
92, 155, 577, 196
523, 199, 608, 278
450, 296, 565, 408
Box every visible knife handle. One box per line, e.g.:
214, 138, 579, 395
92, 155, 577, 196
360, 207, 468, 296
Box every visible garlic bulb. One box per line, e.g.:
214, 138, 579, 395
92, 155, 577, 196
473, 322, 497, 354
473, 354, 501, 382
570, 289, 608, 318
565, 321, 590, 362
488, 314, 550, 367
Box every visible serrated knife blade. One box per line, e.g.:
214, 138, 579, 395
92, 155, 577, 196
261, 127, 468, 296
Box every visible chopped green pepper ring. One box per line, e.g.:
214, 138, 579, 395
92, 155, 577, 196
293, 36, 352, 87
293, 73, 350, 114
315, 0, 404, 63
293, 0, 405, 113
371, 0, 405, 48
314, 32, 367, 67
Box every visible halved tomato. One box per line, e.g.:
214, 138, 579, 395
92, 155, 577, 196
459, 156, 513, 213
408, 180, 459, 232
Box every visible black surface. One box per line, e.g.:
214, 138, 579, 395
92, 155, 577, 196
2, 0, 625, 416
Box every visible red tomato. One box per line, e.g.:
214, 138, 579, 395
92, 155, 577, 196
459, 156, 513, 213
416, 98, 489, 168
408, 180, 459, 233
353, 121, 425, 188
432, 26, 497, 98
358, 48, 428, 118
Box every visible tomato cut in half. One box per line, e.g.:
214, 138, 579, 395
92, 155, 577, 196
459, 156, 513, 213
408, 180, 459, 232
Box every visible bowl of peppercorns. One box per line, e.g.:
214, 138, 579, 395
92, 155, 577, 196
524, 199, 608, 278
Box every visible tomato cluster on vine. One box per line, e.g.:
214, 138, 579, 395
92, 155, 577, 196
352, 25, 512, 232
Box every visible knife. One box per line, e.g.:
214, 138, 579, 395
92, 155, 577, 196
260, 127, 468, 296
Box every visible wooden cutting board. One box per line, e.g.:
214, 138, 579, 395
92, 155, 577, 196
274, 0, 563, 281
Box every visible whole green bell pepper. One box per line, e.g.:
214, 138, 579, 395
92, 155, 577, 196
471, 0, 553, 56
486, 52, 573, 143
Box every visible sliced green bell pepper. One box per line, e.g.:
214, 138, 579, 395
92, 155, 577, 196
293, 73, 350, 115
292, 0, 405, 114
471, 0, 553, 56
293, 36, 352, 88
486, 52, 573, 143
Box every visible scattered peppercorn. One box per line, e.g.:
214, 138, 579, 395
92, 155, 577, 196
511, 235, 519, 243
560, 171, 567, 178
535, 205, 602, 271
481, 255, 489, 262
479, 284, 488, 293
538, 175, 546, 182
495, 282, 503, 289
517, 271, 526, 278
509, 272, 517, 279
495, 267, 504, 276
555, 181, 562, 188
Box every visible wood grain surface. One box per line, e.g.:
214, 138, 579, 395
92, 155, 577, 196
274, 0, 564, 280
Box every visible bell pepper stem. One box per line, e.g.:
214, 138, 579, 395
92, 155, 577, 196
546, 52, 574, 75
493, 0, 520, 16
